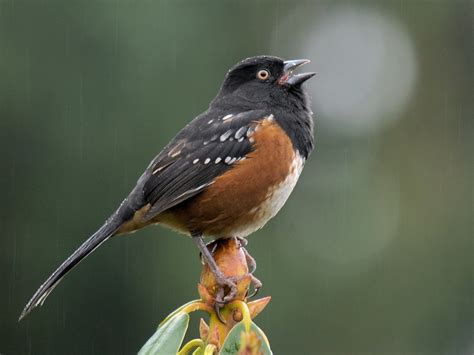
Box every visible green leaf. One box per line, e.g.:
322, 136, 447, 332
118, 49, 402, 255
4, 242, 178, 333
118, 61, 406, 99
139, 313, 189, 355
159, 299, 202, 326
219, 321, 272, 355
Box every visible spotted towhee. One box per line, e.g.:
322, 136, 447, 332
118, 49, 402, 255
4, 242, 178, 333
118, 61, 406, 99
20, 56, 315, 320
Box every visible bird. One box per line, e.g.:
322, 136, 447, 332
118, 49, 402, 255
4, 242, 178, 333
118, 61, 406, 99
19, 55, 315, 321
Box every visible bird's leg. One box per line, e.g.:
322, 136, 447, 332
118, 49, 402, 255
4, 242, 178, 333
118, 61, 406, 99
247, 274, 262, 299
205, 239, 219, 255
235, 236, 256, 273
235, 237, 262, 298
192, 234, 237, 304
241, 245, 256, 274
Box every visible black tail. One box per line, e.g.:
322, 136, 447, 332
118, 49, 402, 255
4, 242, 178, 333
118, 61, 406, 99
19, 208, 132, 321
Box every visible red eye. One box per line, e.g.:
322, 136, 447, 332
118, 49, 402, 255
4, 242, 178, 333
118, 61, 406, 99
256, 70, 270, 80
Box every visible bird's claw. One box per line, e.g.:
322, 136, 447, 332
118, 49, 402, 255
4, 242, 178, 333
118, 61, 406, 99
214, 302, 226, 323
247, 274, 262, 299
213, 274, 238, 323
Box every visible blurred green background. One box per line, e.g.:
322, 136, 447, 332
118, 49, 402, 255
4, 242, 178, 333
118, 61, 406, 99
0, 1, 472, 354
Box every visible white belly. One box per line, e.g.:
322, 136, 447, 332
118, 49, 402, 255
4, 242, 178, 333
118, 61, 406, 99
231, 153, 305, 238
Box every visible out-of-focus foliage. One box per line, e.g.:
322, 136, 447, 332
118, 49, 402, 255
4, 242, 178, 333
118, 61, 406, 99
0, 1, 472, 354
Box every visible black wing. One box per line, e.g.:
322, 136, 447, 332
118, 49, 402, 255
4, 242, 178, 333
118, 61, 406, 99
139, 109, 268, 221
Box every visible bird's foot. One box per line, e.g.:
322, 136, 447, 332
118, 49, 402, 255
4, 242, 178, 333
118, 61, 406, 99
212, 273, 239, 323
212, 272, 262, 322
195, 235, 263, 323
247, 274, 262, 299
213, 271, 238, 304
242, 247, 257, 274
234, 237, 261, 298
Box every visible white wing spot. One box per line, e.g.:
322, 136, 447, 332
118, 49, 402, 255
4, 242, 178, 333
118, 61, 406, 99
229, 157, 237, 164
215, 157, 222, 164
152, 166, 166, 174
174, 182, 213, 202
225, 156, 232, 164
222, 114, 233, 121
204, 158, 211, 164
208, 119, 214, 124
193, 158, 199, 164
220, 130, 233, 142
235, 126, 247, 139
167, 141, 186, 157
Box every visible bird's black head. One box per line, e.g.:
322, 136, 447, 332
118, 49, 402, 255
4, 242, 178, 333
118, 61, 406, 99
213, 55, 315, 110
211, 55, 315, 159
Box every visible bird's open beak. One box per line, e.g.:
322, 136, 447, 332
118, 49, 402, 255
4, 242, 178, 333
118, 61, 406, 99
279, 59, 316, 86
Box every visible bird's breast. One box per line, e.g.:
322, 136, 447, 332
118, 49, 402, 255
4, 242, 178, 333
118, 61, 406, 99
226, 152, 304, 238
